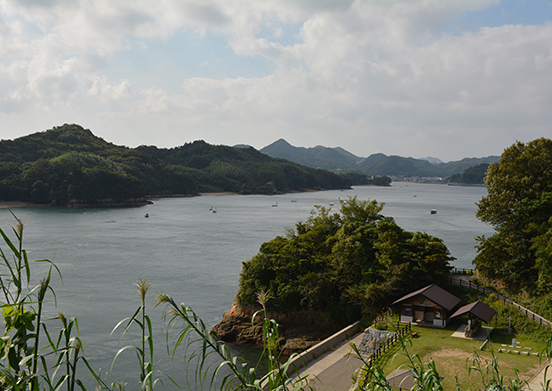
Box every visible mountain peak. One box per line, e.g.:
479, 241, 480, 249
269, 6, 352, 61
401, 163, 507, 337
418, 156, 444, 165
271, 138, 292, 147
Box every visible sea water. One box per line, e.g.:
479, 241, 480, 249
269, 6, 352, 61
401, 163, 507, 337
0, 183, 493, 388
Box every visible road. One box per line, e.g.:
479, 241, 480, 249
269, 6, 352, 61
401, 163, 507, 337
294, 332, 365, 391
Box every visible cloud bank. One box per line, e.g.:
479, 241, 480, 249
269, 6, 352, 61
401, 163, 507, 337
1, 0, 551, 161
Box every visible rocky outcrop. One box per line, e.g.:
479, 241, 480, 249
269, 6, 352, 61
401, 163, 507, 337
211, 300, 340, 354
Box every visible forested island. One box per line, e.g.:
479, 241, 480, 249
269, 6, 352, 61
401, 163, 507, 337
0, 124, 356, 207
213, 195, 454, 351
214, 137, 552, 353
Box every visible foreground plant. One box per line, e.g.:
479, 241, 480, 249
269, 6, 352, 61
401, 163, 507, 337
155, 289, 311, 391
0, 213, 87, 391
351, 336, 444, 391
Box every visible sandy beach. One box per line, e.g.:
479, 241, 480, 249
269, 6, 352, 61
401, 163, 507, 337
0, 201, 43, 209
198, 192, 239, 196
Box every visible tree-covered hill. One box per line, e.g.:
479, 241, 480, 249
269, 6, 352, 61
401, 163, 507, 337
213, 196, 454, 345
449, 163, 489, 185
261, 138, 363, 171
238, 196, 453, 324
357, 155, 443, 177
0, 124, 351, 206
438, 157, 499, 177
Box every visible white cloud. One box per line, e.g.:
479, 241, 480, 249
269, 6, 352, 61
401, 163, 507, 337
1, 0, 551, 160
88, 76, 132, 102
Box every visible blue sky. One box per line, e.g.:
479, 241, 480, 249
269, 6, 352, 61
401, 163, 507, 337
1, 0, 552, 161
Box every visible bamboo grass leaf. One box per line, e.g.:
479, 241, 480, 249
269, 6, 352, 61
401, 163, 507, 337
0, 228, 20, 259
35, 258, 63, 282
108, 315, 135, 341
22, 250, 31, 284
110, 345, 137, 373
75, 379, 88, 391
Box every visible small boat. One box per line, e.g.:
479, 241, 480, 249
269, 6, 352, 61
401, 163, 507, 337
272, 202, 278, 207
212, 208, 217, 213
329, 202, 334, 206
291, 199, 297, 203
144, 213, 149, 218
430, 209, 437, 214
209, 206, 213, 210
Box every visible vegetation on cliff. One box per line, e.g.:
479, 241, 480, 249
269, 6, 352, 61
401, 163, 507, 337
0, 124, 351, 206
236, 196, 454, 328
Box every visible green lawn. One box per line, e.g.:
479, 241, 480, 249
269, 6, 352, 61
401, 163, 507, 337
360, 319, 547, 390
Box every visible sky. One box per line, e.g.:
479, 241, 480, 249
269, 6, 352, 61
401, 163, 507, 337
1, 0, 552, 162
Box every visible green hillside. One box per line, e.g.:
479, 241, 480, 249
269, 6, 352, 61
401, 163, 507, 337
0, 124, 351, 206
449, 163, 489, 184
260, 139, 499, 180
359, 155, 443, 177
261, 139, 363, 171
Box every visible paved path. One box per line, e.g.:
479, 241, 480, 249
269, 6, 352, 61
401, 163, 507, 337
527, 361, 552, 390
295, 332, 365, 391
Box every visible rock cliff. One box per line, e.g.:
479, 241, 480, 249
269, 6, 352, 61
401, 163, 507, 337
211, 300, 340, 354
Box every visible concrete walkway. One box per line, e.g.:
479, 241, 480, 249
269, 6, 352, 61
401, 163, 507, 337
527, 361, 552, 390
294, 332, 365, 391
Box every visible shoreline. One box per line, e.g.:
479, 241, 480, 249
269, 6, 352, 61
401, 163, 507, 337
198, 192, 239, 196
1, 201, 44, 209
0, 186, 361, 209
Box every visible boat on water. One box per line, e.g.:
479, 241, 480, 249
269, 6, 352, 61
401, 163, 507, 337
144, 213, 149, 218
430, 209, 437, 214
212, 208, 217, 213
272, 202, 278, 207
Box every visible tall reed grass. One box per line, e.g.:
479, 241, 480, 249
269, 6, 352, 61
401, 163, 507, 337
0, 213, 311, 390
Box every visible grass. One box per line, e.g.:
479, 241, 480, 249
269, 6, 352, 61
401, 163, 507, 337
364, 318, 546, 390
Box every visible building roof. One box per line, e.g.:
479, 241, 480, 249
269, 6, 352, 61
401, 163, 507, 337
450, 301, 497, 324
391, 284, 461, 311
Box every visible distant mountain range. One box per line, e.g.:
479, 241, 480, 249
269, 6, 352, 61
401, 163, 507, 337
259, 139, 499, 178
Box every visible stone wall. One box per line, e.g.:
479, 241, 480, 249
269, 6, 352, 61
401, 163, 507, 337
358, 328, 397, 355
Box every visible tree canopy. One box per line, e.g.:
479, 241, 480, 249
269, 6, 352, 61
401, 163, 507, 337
474, 138, 552, 291
237, 196, 454, 326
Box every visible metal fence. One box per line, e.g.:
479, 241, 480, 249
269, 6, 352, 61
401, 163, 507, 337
361, 322, 412, 388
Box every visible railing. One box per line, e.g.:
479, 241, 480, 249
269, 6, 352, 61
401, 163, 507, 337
449, 277, 552, 329
451, 267, 475, 275
361, 322, 412, 389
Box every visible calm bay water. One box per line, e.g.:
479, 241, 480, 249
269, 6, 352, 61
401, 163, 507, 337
0, 183, 493, 388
